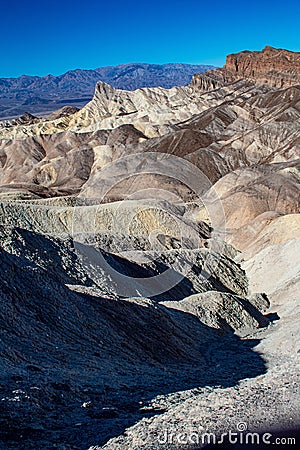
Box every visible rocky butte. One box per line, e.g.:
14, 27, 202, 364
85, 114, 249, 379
0, 46, 299, 449
225, 45, 300, 87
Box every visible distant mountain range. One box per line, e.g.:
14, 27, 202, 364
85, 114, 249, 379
0, 63, 216, 119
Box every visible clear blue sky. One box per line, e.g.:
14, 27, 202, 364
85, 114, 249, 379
1, 0, 300, 78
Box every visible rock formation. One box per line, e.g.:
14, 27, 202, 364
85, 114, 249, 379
224, 45, 300, 87
0, 47, 299, 449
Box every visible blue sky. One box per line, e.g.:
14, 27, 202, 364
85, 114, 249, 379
1, 0, 300, 78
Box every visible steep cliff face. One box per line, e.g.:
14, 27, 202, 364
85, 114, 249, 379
224, 46, 300, 87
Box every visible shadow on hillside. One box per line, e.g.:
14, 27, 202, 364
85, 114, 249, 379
0, 229, 268, 449
76, 239, 238, 301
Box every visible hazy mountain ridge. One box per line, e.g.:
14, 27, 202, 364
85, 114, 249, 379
0, 63, 215, 119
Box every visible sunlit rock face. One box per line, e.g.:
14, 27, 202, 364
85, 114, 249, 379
224, 46, 300, 88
